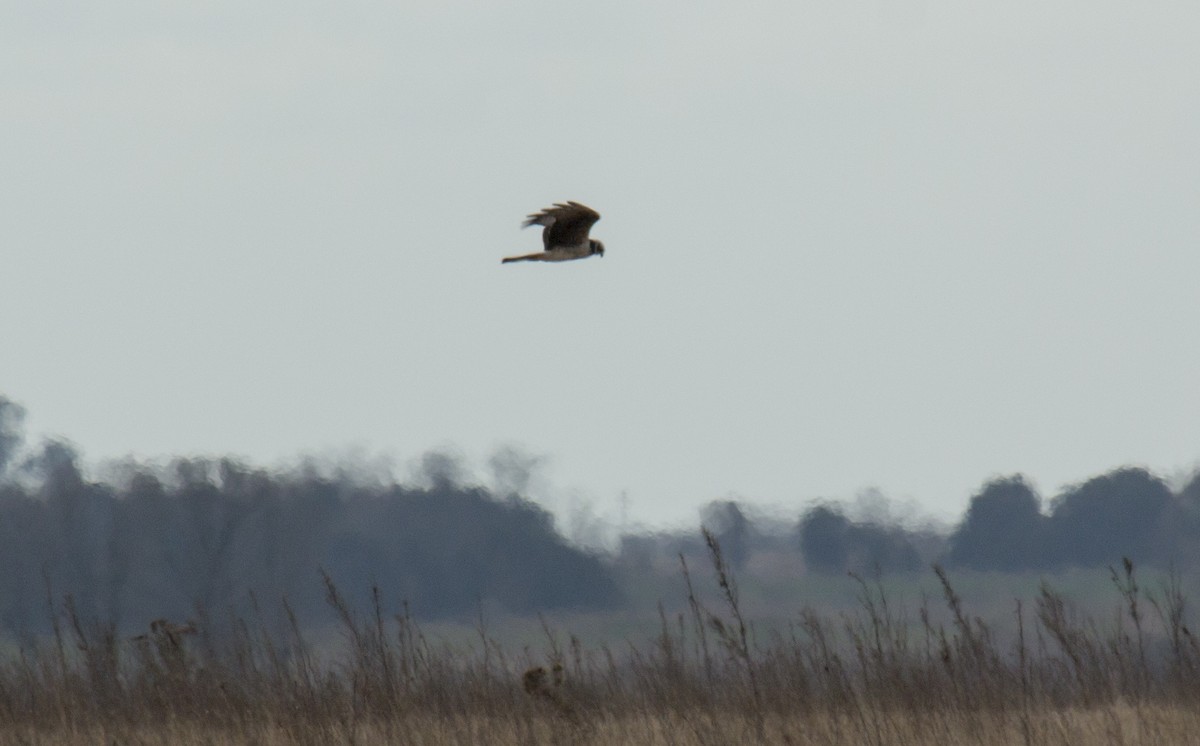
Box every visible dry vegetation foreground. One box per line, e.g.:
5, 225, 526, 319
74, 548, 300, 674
4, 536, 1200, 745
6, 705, 1200, 745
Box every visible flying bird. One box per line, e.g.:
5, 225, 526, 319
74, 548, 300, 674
501, 201, 604, 264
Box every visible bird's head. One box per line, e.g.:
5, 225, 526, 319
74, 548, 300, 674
590, 239, 605, 257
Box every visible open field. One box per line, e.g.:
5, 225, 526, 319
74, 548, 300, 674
4, 536, 1200, 745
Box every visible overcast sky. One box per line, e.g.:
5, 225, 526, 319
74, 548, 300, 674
3, 1, 1198, 527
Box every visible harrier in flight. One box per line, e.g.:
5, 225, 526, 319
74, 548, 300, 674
501, 201, 604, 264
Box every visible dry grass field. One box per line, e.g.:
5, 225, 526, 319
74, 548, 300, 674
3, 534, 1200, 745
6, 706, 1200, 746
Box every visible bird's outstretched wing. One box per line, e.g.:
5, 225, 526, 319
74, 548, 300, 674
522, 201, 601, 250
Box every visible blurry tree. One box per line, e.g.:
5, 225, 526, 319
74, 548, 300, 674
1178, 470, 1200, 511
798, 505, 921, 574
701, 500, 751, 570
0, 396, 24, 475
798, 506, 850, 573
845, 522, 922, 572
0, 430, 622, 635
1044, 468, 1174, 567
947, 476, 1045, 571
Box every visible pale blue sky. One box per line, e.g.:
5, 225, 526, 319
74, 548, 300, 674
3, 1, 1198, 526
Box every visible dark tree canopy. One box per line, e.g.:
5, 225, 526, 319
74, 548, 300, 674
799, 506, 851, 573
945, 468, 1198, 571
0, 438, 621, 637
701, 500, 752, 570
798, 505, 921, 574
948, 476, 1045, 571
1043, 468, 1174, 568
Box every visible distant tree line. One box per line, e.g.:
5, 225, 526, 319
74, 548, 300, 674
0, 397, 620, 636
5, 392, 1200, 633
798, 468, 1200, 574
947, 469, 1200, 571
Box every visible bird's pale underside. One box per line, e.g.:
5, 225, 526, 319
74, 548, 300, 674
501, 201, 604, 264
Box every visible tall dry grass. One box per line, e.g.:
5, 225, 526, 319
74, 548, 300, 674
3, 536, 1200, 745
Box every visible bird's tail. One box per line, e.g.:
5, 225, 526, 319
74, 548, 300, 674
501, 253, 542, 264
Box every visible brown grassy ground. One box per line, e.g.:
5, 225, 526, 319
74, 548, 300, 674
3, 537, 1200, 745
5, 704, 1200, 745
